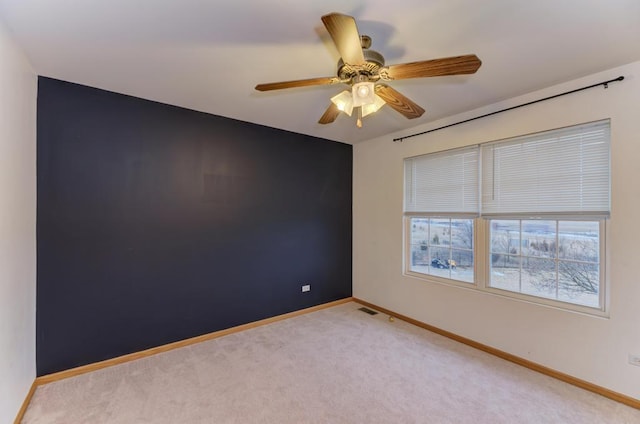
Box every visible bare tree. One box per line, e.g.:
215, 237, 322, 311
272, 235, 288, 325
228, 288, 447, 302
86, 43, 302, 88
528, 236, 599, 296
558, 261, 598, 294
491, 230, 518, 268
556, 235, 598, 295
456, 220, 473, 249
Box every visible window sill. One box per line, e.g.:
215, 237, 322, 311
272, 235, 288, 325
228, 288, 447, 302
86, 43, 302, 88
403, 270, 609, 318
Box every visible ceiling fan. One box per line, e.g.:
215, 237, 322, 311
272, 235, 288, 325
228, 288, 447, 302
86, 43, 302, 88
255, 12, 482, 128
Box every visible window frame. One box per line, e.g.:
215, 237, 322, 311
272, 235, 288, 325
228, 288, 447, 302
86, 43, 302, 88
404, 214, 476, 287
404, 216, 608, 316
402, 120, 610, 316
479, 217, 607, 315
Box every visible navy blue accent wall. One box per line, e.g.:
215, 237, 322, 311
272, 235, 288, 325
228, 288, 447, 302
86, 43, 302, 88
36, 77, 352, 375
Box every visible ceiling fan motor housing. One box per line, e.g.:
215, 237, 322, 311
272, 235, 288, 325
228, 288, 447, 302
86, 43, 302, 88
337, 37, 385, 81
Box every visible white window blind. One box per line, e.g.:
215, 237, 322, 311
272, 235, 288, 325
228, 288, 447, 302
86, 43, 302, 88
481, 120, 610, 216
404, 146, 479, 214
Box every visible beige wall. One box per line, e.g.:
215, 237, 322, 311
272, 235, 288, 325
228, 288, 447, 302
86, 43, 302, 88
354, 61, 640, 399
0, 18, 37, 423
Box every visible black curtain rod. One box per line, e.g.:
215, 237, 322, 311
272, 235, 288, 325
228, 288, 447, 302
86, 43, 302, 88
393, 75, 625, 143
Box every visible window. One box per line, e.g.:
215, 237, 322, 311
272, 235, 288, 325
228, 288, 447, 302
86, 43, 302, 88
404, 120, 610, 313
489, 219, 601, 308
409, 217, 474, 283
405, 146, 478, 284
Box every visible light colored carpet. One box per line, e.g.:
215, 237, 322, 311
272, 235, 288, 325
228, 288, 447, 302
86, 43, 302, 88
23, 302, 640, 423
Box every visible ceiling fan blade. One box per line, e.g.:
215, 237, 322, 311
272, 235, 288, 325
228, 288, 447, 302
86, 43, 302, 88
375, 84, 425, 119
384, 54, 482, 80
321, 13, 365, 66
255, 77, 340, 91
318, 103, 341, 125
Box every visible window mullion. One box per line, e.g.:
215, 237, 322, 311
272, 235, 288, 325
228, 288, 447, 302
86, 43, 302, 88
555, 221, 559, 300
475, 217, 486, 289
518, 220, 522, 293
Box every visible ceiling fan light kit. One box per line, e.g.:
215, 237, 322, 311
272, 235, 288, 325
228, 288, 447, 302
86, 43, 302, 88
255, 12, 482, 128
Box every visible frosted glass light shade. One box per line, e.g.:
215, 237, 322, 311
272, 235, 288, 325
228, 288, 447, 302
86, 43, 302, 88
352, 81, 375, 107
361, 95, 386, 117
330, 90, 353, 116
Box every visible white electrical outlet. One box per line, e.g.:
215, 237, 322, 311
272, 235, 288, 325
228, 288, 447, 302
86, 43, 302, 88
301, 284, 311, 292
629, 354, 640, 367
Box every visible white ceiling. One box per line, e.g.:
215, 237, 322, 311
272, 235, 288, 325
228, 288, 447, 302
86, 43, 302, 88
1, 0, 639, 144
